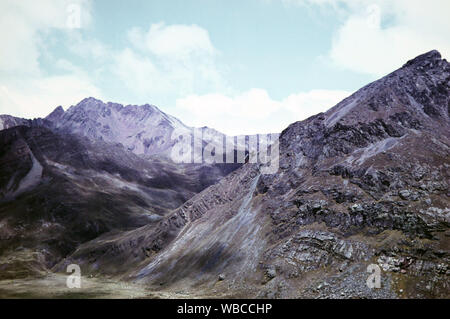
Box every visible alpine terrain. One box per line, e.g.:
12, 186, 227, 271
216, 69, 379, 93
0, 50, 449, 298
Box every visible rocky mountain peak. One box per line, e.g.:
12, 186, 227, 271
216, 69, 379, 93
45, 105, 65, 122
42, 97, 188, 156
78, 96, 103, 105
310, 50, 450, 133
402, 50, 445, 69
63, 97, 176, 125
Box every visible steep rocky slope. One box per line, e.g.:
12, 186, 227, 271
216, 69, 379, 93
59, 51, 449, 298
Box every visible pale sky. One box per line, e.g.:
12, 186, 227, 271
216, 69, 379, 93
1, 0, 449, 135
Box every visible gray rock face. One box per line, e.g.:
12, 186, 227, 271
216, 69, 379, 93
42, 97, 234, 160
0, 115, 29, 131
60, 50, 450, 298
43, 98, 186, 156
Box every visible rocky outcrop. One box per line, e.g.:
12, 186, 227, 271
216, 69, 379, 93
0, 115, 29, 131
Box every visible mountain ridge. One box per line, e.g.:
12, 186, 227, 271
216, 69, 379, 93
0, 50, 448, 298
1, 96, 253, 164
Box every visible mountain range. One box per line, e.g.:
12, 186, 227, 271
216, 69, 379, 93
0, 50, 449, 298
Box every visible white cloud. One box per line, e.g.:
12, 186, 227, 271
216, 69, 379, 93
0, 12, 40, 76
114, 48, 160, 94
283, 89, 350, 118
0, 0, 99, 118
65, 32, 109, 60
330, 1, 450, 76
175, 89, 350, 135
128, 23, 217, 59
279, 0, 450, 76
0, 74, 102, 119
0, 0, 92, 76
114, 23, 225, 104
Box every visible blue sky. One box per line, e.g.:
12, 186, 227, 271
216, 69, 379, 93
1, 0, 449, 134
